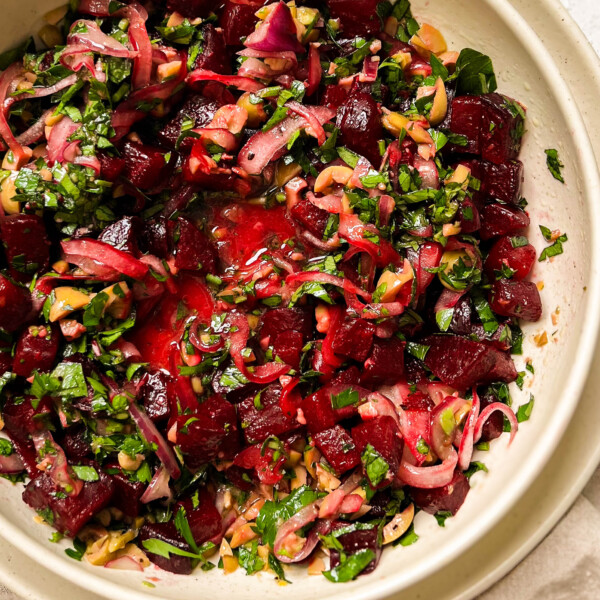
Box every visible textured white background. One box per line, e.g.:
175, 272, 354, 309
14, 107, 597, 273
1, 1, 600, 599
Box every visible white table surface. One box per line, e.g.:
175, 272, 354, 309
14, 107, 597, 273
2, 1, 600, 599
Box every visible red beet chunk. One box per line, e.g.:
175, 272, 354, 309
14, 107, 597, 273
97, 151, 124, 181
484, 235, 536, 281
408, 241, 443, 297
22, 471, 115, 537
98, 216, 142, 256
331, 318, 375, 362
403, 392, 435, 411
302, 389, 337, 434
166, 0, 220, 19
169, 216, 217, 274
489, 279, 542, 322
138, 522, 193, 574
337, 90, 383, 166
192, 24, 230, 74
480, 94, 525, 164
0, 349, 12, 376
313, 425, 361, 475
12, 324, 60, 377
225, 464, 255, 491
408, 470, 470, 515
60, 425, 92, 462
0, 214, 50, 282
352, 416, 402, 486
158, 94, 223, 150
177, 490, 222, 544
140, 217, 169, 258
122, 141, 171, 190
237, 384, 301, 444
480, 203, 530, 241
139, 370, 173, 423
422, 334, 517, 390
290, 196, 331, 238
448, 96, 483, 154
220, 0, 264, 46
361, 338, 405, 384
478, 391, 504, 442
481, 160, 523, 205
108, 468, 145, 518
260, 307, 313, 341
321, 84, 349, 110
328, 0, 381, 38
329, 521, 380, 575
2, 395, 54, 441
272, 329, 304, 369
176, 395, 240, 469
459, 198, 480, 234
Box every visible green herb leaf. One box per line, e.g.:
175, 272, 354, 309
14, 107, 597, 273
331, 388, 360, 410
72, 465, 99, 482
434, 510, 453, 527
455, 49, 497, 95
516, 395, 534, 422
361, 444, 389, 487
544, 148, 565, 183
323, 548, 375, 583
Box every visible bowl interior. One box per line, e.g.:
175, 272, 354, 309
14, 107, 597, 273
0, 1, 598, 599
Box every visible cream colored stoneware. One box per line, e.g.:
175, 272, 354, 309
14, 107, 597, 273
0, 1, 599, 599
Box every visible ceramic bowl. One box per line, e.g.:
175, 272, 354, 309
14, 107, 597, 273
1, 0, 599, 599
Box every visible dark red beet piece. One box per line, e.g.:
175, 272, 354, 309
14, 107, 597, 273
329, 521, 381, 575
328, 0, 381, 38
408, 470, 470, 516
489, 279, 542, 322
220, 0, 264, 46
302, 389, 337, 434
403, 392, 435, 411
122, 141, 171, 190
2, 395, 54, 441
331, 318, 375, 362
407, 241, 443, 297
422, 334, 517, 390
169, 216, 217, 274
361, 338, 405, 384
97, 151, 125, 181
225, 464, 255, 491
138, 522, 193, 574
480, 203, 530, 240
237, 384, 301, 444
22, 471, 115, 537
108, 467, 146, 518
12, 324, 60, 377
175, 394, 240, 468
0, 349, 11, 376
272, 329, 304, 369
448, 96, 483, 154
484, 235, 536, 281
313, 425, 361, 475
139, 370, 173, 422
478, 391, 504, 442
60, 425, 92, 462
321, 84, 349, 110
98, 216, 142, 256
259, 307, 313, 341
167, 0, 220, 19
192, 24, 231, 74
0, 214, 50, 282
481, 160, 523, 205
140, 217, 169, 258
459, 198, 481, 234
290, 196, 331, 238
337, 90, 383, 166
480, 94, 525, 164
177, 490, 222, 544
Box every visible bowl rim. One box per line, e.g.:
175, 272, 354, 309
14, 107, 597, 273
0, 0, 599, 599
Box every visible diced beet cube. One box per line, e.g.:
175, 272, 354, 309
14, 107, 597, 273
328, 0, 381, 38
408, 470, 470, 516
0, 349, 11, 376
97, 151, 125, 181
361, 338, 405, 384
139, 370, 172, 423
329, 521, 380, 575
177, 489, 222, 544
138, 522, 193, 574
109, 468, 145, 518
337, 90, 383, 166
22, 471, 115, 537
259, 307, 313, 341
459, 198, 480, 234
480, 94, 525, 164
169, 216, 217, 274
12, 324, 60, 377
448, 96, 483, 154
192, 24, 230, 74
302, 389, 337, 434
237, 384, 301, 444
272, 329, 304, 369
407, 241, 443, 297
352, 416, 402, 486
290, 197, 330, 238
225, 464, 255, 491
220, 0, 264, 46
331, 318, 375, 362
313, 425, 360, 475
484, 235, 536, 281
98, 216, 142, 256
423, 334, 517, 390
480, 203, 529, 240
140, 217, 169, 258
158, 94, 223, 150
481, 160, 523, 204
122, 141, 171, 190
0, 214, 50, 282
403, 392, 435, 411
166, 0, 220, 19
321, 84, 349, 110
2, 395, 54, 441
489, 279, 542, 322
176, 395, 240, 469
478, 391, 504, 442
233, 444, 286, 484
60, 425, 92, 462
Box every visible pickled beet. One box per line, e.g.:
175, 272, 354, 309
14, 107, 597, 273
313, 425, 361, 474
408, 470, 470, 515
139, 370, 173, 422
484, 235, 536, 281
271, 329, 304, 369
122, 141, 171, 190
290, 196, 330, 238
259, 307, 313, 341
12, 324, 60, 377
138, 522, 193, 574
97, 152, 125, 181
302, 389, 337, 434
192, 24, 231, 74
448, 96, 483, 154
169, 216, 217, 274
140, 217, 169, 258
480, 94, 525, 164
321, 84, 349, 110
489, 279, 542, 322
480, 203, 530, 240
331, 318, 375, 362
328, 0, 381, 38
220, 0, 264, 46
177, 490, 222, 544
98, 216, 142, 256
459, 198, 481, 234
482, 160, 523, 205
361, 338, 405, 384
60, 425, 92, 462
329, 521, 380, 575
109, 467, 146, 518
2, 395, 54, 441
407, 241, 443, 297
0, 214, 50, 282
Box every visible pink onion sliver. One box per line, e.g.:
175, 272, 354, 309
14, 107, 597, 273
398, 446, 458, 489
457, 390, 480, 471
141, 465, 172, 503
339, 493, 364, 514
414, 156, 440, 190
188, 69, 265, 93
474, 402, 518, 445
73, 154, 102, 174
68, 20, 137, 58
47, 117, 79, 165
339, 469, 364, 495
286, 101, 327, 145
430, 395, 469, 460
306, 43, 321, 95
306, 191, 342, 213
0, 451, 25, 474
15, 109, 52, 146
286, 270, 371, 300
299, 230, 341, 251
318, 488, 346, 519
0, 63, 28, 161
104, 556, 144, 572
129, 404, 181, 479
434, 288, 466, 316
359, 392, 401, 430
273, 502, 319, 563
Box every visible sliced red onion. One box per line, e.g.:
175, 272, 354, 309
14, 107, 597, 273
344, 290, 406, 320
424, 382, 458, 406
306, 43, 321, 96
360, 55, 379, 82
32, 431, 83, 496
398, 406, 431, 466
273, 502, 319, 563
358, 392, 401, 430
414, 156, 440, 189
474, 402, 519, 445
306, 191, 342, 213
113, 339, 142, 363
140, 465, 172, 503
379, 194, 395, 227
73, 153, 102, 174
120, 4, 152, 89
105, 556, 144, 572
286, 101, 327, 145
0, 63, 27, 161
407, 224, 434, 238
339, 493, 364, 514
244, 2, 304, 54
299, 230, 341, 251
68, 20, 137, 58
434, 288, 465, 316
47, 116, 79, 165
457, 390, 480, 471
430, 395, 468, 461
129, 403, 181, 479
318, 488, 346, 519
0, 450, 25, 474
11, 74, 79, 104
15, 109, 52, 146
398, 445, 458, 489
286, 270, 371, 300
378, 381, 412, 408
188, 69, 265, 93
77, 0, 111, 16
